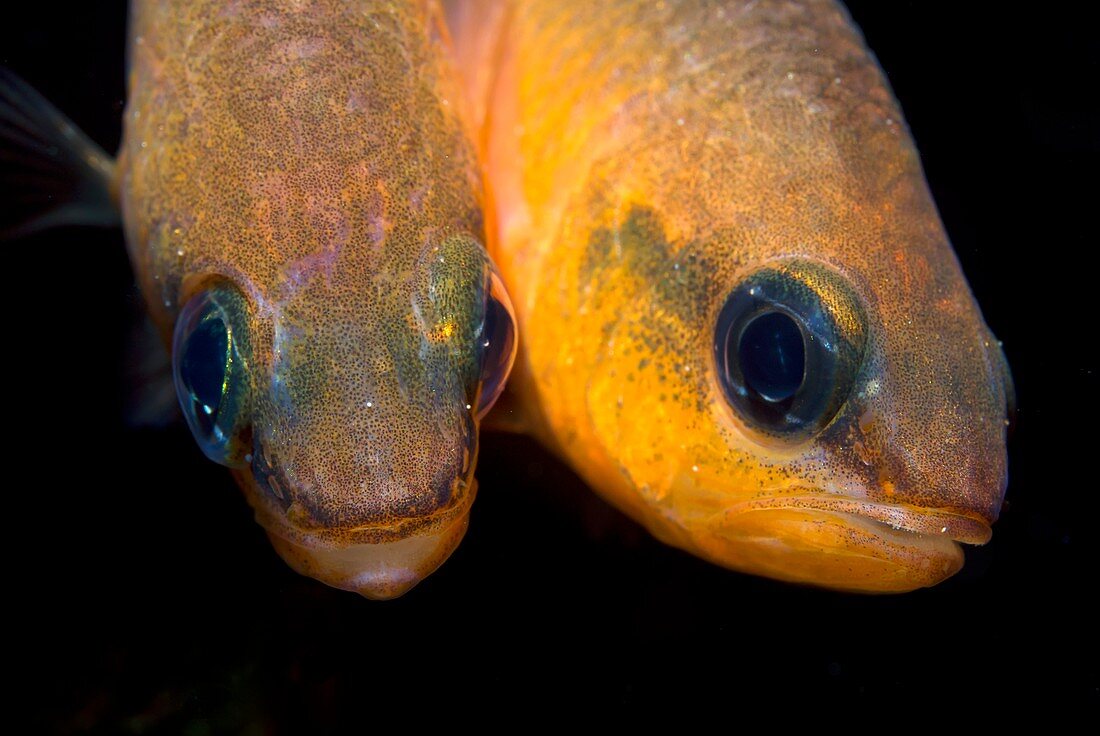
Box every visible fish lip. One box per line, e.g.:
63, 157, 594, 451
716, 495, 993, 545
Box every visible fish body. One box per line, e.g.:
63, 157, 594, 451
4, 0, 515, 598
458, 0, 1012, 591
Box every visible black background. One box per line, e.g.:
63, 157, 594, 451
3, 2, 1096, 729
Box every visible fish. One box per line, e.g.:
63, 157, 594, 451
1, 0, 517, 599
451, 0, 1013, 591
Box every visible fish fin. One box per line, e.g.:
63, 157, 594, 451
0, 67, 119, 238
480, 379, 531, 435
442, 0, 510, 138
124, 306, 180, 428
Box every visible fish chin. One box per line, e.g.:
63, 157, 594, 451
690, 499, 990, 593
265, 510, 471, 600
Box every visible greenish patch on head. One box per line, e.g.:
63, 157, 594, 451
404, 233, 492, 409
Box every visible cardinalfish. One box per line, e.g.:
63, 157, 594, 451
452, 0, 1013, 591
1, 0, 517, 599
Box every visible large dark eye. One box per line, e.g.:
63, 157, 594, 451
714, 262, 867, 437
475, 270, 517, 419
172, 285, 253, 466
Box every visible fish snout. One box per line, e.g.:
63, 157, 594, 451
827, 327, 1013, 531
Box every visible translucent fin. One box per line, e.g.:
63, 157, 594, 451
442, 0, 510, 136
0, 67, 118, 238
480, 379, 530, 435
124, 308, 180, 428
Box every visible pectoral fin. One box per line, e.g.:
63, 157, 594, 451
479, 364, 538, 435
124, 307, 181, 428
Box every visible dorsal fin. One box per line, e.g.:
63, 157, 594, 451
0, 67, 118, 238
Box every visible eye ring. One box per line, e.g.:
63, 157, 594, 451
713, 262, 867, 439
172, 284, 253, 467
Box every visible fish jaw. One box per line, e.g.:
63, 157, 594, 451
264, 505, 472, 600
655, 488, 995, 593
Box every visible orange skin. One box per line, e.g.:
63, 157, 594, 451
456, 0, 1013, 591
120, 0, 508, 598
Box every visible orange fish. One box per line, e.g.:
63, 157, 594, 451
2, 0, 516, 599
453, 0, 1013, 591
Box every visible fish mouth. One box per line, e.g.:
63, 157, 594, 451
688, 492, 994, 593
719, 495, 993, 545
233, 466, 478, 599
263, 501, 472, 601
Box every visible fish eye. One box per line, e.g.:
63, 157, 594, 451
172, 284, 253, 466
475, 270, 517, 419
714, 263, 867, 438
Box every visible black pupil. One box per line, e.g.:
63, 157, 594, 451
738, 311, 805, 403
182, 312, 229, 427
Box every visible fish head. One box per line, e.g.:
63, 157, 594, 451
115, 0, 516, 598
551, 128, 1011, 592
170, 233, 516, 600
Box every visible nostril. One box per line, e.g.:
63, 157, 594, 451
251, 446, 292, 511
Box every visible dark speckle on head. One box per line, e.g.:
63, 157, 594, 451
582, 205, 714, 328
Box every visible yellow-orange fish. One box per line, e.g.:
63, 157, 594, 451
453, 0, 1012, 591
2, 0, 516, 598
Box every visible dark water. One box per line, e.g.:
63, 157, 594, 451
3, 2, 1095, 729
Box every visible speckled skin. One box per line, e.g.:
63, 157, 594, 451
120, 0, 497, 598
459, 0, 1013, 591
